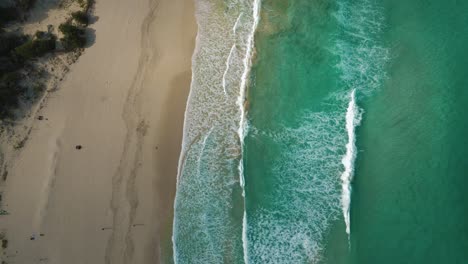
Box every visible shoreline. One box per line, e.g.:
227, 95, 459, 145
0, 0, 196, 263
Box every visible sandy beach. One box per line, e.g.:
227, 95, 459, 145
0, 0, 196, 263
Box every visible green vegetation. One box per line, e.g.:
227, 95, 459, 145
76, 0, 94, 12
0, 33, 26, 56
59, 23, 86, 50
0, 7, 20, 24
0, 72, 24, 118
14, 36, 56, 60
0, 33, 52, 118
71, 10, 88, 25
32, 82, 45, 93
0, 29, 54, 120
0, 32, 25, 118
16, 0, 36, 11
34, 30, 45, 39
0, 0, 94, 120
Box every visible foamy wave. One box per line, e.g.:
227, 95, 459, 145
333, 0, 389, 240
237, 0, 261, 193
222, 44, 237, 97
333, 0, 389, 96
238, 1, 261, 263
245, 0, 389, 261
341, 89, 362, 237
233, 13, 243, 34
173, 0, 262, 262
246, 110, 347, 263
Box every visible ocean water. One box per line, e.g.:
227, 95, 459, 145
351, 0, 468, 263
172, 0, 468, 263
172, 0, 259, 262
244, 0, 387, 262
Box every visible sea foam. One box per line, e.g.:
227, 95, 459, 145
341, 89, 362, 236
173, 0, 261, 263
333, 0, 389, 241
246, 109, 347, 263
245, 0, 389, 262
236, 1, 261, 263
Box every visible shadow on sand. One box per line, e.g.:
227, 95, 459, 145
84, 27, 96, 48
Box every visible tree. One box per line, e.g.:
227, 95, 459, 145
0, 7, 20, 24
0, 33, 26, 56
14, 36, 56, 60
59, 23, 86, 50
71, 11, 89, 25
0, 72, 24, 118
16, 0, 36, 11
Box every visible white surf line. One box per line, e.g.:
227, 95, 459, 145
238, 0, 260, 194
196, 127, 214, 175
233, 13, 243, 34
237, 1, 261, 263
341, 89, 362, 241
222, 44, 236, 97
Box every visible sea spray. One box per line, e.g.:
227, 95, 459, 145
341, 89, 362, 237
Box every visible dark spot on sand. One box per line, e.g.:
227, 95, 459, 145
2, 239, 8, 249
75, 145, 83, 150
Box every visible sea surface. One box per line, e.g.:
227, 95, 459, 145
172, 0, 468, 263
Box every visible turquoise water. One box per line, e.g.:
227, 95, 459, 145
351, 0, 468, 263
172, 0, 468, 263
244, 0, 387, 262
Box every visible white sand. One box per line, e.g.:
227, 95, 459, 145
0, 0, 196, 263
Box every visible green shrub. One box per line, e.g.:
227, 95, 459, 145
16, 0, 36, 11
0, 7, 20, 23
32, 82, 45, 93
71, 11, 88, 25
14, 37, 56, 60
84, 0, 94, 11
59, 23, 86, 50
34, 30, 45, 39
0, 72, 24, 118
0, 33, 27, 56
0, 56, 20, 76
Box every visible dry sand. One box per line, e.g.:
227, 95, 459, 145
0, 0, 196, 263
